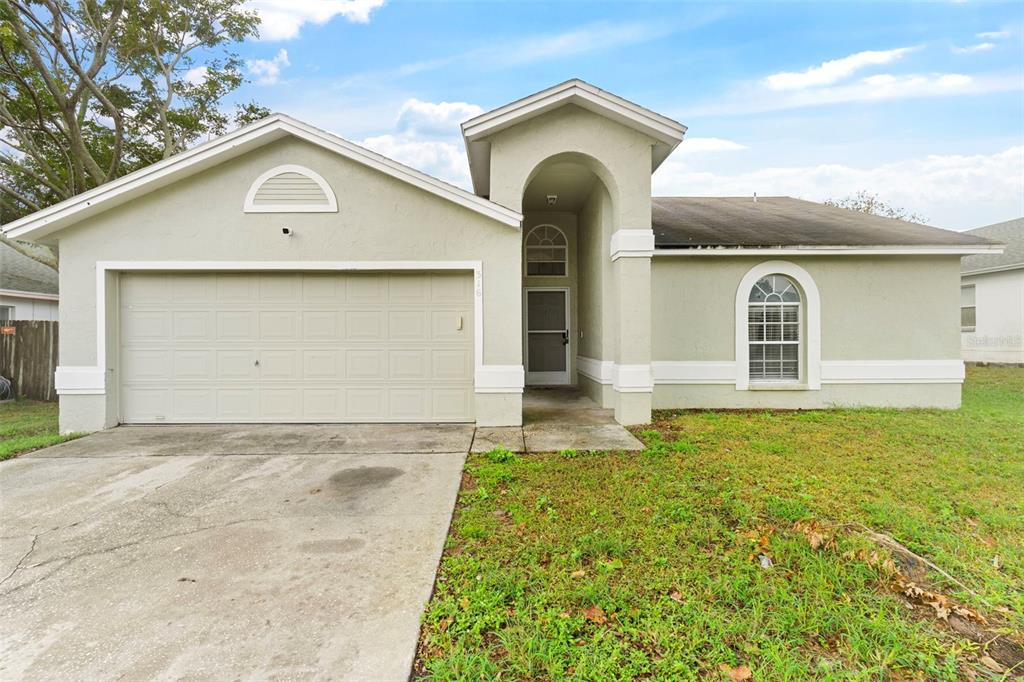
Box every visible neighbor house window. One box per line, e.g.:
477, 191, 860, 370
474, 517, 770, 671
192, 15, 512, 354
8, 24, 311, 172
748, 275, 801, 382
525, 225, 568, 276
961, 284, 976, 331
0, 306, 12, 321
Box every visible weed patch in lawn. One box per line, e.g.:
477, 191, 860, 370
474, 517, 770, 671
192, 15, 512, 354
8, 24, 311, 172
416, 367, 1024, 680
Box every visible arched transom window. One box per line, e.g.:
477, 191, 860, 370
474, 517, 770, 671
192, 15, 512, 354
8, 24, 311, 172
748, 274, 801, 381
525, 225, 568, 276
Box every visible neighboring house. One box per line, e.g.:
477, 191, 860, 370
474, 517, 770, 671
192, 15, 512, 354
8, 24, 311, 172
0, 239, 59, 321
1, 80, 1001, 434
960, 218, 1024, 365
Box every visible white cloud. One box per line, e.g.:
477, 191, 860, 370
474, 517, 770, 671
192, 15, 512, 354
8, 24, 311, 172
690, 71, 1019, 116
677, 137, 748, 154
247, 48, 290, 85
976, 30, 1010, 40
394, 99, 484, 136
952, 42, 996, 54
246, 0, 385, 41
183, 66, 209, 85
763, 47, 916, 91
360, 135, 471, 188
653, 145, 1024, 229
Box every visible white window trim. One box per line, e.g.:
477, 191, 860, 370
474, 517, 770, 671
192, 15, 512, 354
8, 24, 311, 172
735, 261, 821, 391
524, 224, 569, 278
57, 260, 525, 398
243, 164, 338, 213
960, 283, 977, 333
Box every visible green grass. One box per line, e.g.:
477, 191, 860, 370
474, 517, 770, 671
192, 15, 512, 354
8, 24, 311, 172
0, 399, 81, 460
417, 366, 1024, 680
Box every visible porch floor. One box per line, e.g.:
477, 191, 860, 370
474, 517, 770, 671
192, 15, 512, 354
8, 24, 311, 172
471, 387, 644, 453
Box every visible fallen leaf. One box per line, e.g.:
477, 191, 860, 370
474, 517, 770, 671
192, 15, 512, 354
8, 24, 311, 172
436, 617, 452, 633
459, 596, 470, 610
581, 605, 607, 624
719, 663, 753, 681
570, 569, 586, 579
669, 589, 684, 603
979, 656, 1005, 673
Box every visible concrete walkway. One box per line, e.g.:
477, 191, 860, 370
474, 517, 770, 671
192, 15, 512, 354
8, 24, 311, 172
472, 387, 644, 453
0, 426, 467, 681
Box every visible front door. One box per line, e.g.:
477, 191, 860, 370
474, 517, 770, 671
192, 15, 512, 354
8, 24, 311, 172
525, 288, 570, 385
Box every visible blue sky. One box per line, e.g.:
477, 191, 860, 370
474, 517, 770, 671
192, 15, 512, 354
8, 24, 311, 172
233, 1, 1024, 229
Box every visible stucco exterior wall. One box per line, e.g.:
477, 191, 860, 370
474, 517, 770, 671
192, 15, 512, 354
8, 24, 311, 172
54, 136, 524, 431
650, 254, 964, 409
962, 268, 1024, 364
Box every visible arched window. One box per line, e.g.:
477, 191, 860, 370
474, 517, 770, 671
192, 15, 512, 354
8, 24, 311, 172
243, 164, 337, 213
748, 275, 801, 381
524, 225, 568, 277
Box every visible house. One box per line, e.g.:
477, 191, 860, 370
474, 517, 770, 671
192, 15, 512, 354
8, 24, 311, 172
0, 239, 59, 321
0, 80, 1001, 434
960, 218, 1024, 365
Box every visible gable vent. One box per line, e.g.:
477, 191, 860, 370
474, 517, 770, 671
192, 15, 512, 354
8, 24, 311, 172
244, 164, 338, 213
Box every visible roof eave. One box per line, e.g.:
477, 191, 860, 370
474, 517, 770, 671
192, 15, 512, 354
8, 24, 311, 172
652, 244, 1005, 256
4, 114, 522, 241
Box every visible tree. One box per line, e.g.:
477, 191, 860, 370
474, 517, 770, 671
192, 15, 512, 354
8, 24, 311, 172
824, 190, 927, 224
0, 0, 266, 229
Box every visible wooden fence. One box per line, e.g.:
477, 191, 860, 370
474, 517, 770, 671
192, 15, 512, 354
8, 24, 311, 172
0, 320, 58, 401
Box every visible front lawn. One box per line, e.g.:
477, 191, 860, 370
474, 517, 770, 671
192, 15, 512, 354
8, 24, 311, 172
0, 400, 80, 460
417, 367, 1024, 680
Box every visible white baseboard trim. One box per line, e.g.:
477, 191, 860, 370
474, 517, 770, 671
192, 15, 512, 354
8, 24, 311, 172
609, 229, 654, 261
820, 360, 965, 384
55, 366, 106, 395
614, 363, 652, 392
474, 364, 525, 393
590, 359, 967, 387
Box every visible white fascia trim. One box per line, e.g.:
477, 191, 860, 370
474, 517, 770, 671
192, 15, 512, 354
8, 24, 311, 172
0, 288, 59, 301
651, 361, 736, 384
72, 260, 498, 396
735, 261, 822, 391
461, 79, 686, 146
475, 365, 526, 393
55, 366, 105, 395
4, 115, 521, 241
654, 245, 1004, 257
610, 229, 655, 261
962, 262, 1024, 276
243, 164, 338, 213
820, 360, 965, 384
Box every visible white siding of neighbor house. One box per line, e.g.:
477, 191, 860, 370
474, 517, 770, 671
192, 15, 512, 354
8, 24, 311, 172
0, 294, 58, 321
962, 268, 1024, 364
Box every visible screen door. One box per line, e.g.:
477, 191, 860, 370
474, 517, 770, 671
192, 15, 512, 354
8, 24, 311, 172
525, 289, 570, 385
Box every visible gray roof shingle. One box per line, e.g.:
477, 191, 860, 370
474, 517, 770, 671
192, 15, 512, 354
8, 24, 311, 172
960, 218, 1023, 274
652, 197, 999, 249
0, 239, 58, 295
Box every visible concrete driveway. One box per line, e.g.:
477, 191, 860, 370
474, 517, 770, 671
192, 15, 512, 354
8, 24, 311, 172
0, 425, 472, 681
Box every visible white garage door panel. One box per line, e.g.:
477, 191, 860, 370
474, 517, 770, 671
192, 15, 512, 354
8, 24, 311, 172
120, 272, 474, 423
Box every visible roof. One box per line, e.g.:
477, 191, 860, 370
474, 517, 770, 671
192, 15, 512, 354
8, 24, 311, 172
2, 114, 522, 242
961, 218, 1024, 274
652, 197, 1002, 253
0, 239, 58, 296
461, 79, 686, 197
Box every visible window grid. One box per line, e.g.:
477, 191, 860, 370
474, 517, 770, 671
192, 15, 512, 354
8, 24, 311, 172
748, 275, 801, 382
525, 225, 568, 277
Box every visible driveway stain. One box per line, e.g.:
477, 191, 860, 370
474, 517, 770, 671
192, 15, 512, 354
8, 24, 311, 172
328, 466, 404, 494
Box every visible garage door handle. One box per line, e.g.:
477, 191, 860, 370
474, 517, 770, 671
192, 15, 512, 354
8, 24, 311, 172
254, 360, 260, 367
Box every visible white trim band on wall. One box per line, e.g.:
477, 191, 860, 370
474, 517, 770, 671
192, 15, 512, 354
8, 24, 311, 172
55, 366, 106, 394
583, 358, 966, 386
475, 365, 526, 393
610, 229, 655, 261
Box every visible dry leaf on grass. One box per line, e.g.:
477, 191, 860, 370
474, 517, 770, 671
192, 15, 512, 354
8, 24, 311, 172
669, 589, 684, 603
718, 663, 753, 680
581, 605, 607, 624
570, 569, 586, 578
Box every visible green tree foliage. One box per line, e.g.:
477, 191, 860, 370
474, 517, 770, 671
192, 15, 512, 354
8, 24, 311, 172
0, 0, 268, 226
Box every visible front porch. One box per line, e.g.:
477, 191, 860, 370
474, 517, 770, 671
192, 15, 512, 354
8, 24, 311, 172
471, 387, 643, 453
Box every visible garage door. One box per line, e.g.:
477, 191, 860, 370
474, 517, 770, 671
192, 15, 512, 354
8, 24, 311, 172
119, 272, 474, 423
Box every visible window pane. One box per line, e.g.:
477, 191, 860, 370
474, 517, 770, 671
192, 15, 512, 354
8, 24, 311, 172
527, 261, 566, 276
961, 307, 976, 328
783, 324, 799, 341
960, 285, 975, 306
782, 345, 798, 361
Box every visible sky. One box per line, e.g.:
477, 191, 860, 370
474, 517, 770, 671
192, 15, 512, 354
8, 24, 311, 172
229, 0, 1024, 229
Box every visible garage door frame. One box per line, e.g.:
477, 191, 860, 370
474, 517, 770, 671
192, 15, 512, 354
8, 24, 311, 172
84, 261, 488, 422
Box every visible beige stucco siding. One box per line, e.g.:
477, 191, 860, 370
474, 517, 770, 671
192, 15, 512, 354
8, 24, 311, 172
55, 136, 523, 430
652, 255, 961, 361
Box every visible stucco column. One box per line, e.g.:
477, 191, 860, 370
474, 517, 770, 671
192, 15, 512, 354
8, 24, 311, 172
610, 230, 653, 424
